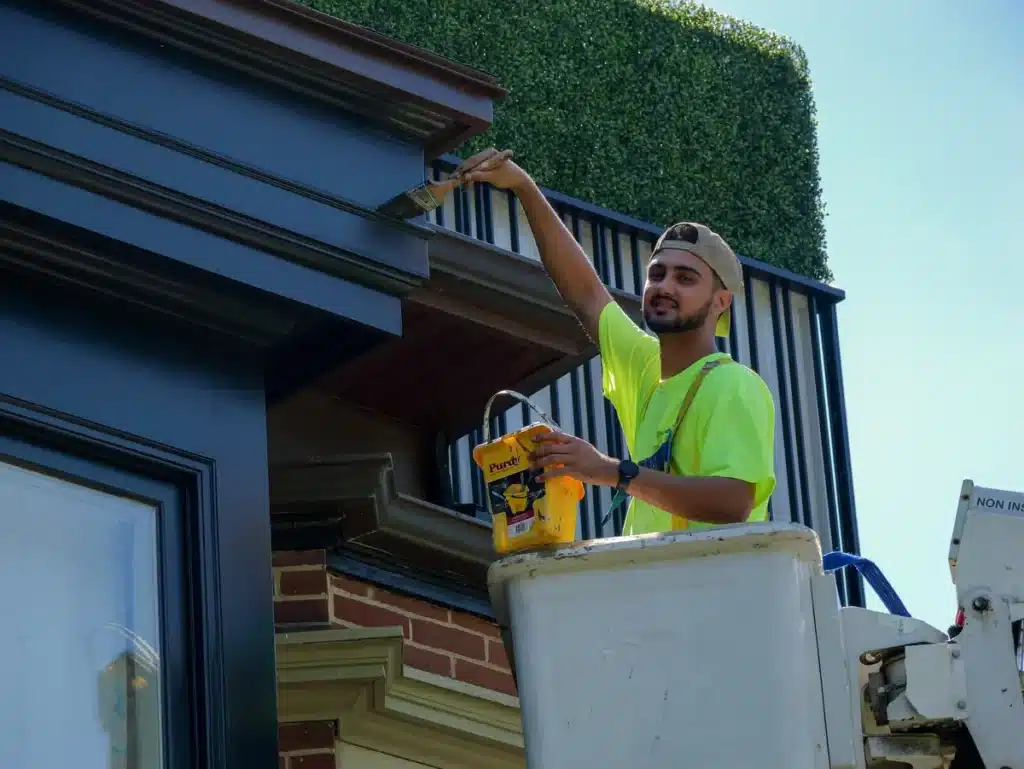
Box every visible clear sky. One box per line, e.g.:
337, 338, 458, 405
699, 0, 1022, 629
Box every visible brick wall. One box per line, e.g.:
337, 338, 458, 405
273, 550, 517, 698
278, 720, 336, 769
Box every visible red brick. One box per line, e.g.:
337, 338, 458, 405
450, 611, 501, 639
290, 754, 335, 769
332, 595, 410, 637
279, 569, 328, 597
373, 588, 449, 623
404, 644, 454, 677
487, 638, 510, 670
329, 573, 371, 597
273, 550, 325, 567
274, 598, 329, 626
278, 721, 335, 753
411, 618, 486, 660
454, 659, 517, 697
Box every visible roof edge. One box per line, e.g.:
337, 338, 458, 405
254, 0, 508, 99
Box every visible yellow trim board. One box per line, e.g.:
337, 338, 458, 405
276, 627, 525, 769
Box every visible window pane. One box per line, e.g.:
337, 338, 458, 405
0, 459, 164, 769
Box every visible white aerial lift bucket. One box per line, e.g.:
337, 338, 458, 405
488, 522, 830, 769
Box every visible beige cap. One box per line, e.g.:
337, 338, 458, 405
651, 222, 742, 338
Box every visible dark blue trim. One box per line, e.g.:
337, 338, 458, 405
610, 225, 625, 292
820, 300, 865, 607
471, 427, 486, 511
591, 220, 608, 284
2, 3, 426, 207
453, 183, 466, 234
432, 165, 445, 228
448, 435, 462, 506
629, 232, 643, 295
0, 162, 403, 334
0, 82, 430, 283
507, 189, 520, 253
327, 550, 494, 620
549, 380, 562, 425
727, 298, 740, 360
473, 182, 486, 241
482, 183, 495, 244
434, 153, 845, 300
743, 279, 762, 373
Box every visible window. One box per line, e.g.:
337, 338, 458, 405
0, 433, 190, 769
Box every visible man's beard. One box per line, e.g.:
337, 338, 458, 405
643, 296, 713, 335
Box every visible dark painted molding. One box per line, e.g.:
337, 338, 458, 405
0, 79, 432, 296
40, 0, 503, 156
269, 454, 497, 585
0, 162, 404, 334
0, 210, 297, 347
327, 548, 495, 620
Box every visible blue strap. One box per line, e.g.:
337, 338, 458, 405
601, 488, 629, 529
822, 551, 911, 617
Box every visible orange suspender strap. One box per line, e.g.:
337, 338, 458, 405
671, 358, 732, 439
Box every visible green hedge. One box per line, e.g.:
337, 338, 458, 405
300, 0, 830, 282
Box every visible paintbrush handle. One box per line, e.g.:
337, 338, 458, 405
426, 177, 462, 197
423, 149, 516, 203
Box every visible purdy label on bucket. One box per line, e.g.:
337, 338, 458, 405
472, 422, 585, 555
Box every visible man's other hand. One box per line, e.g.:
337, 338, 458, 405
455, 147, 530, 192
529, 430, 618, 487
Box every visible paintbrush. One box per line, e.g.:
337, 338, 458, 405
377, 149, 514, 220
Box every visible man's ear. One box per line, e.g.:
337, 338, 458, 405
714, 288, 733, 315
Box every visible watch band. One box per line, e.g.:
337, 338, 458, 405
616, 459, 639, 493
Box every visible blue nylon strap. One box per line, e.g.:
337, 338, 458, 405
601, 488, 629, 530
822, 551, 911, 617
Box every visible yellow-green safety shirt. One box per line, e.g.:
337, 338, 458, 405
598, 300, 777, 534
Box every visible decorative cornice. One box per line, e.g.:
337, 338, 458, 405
48, 0, 504, 156
276, 627, 524, 769
0, 123, 428, 299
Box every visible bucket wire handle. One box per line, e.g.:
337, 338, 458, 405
481, 390, 561, 442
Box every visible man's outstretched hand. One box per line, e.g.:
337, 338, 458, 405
454, 147, 531, 191
529, 430, 618, 487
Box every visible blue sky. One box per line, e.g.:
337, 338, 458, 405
701, 0, 1022, 629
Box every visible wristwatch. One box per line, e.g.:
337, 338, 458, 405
616, 459, 640, 493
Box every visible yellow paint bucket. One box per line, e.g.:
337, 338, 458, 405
472, 391, 585, 555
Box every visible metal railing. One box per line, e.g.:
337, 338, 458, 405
429, 154, 863, 607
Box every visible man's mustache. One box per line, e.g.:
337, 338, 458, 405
647, 294, 678, 309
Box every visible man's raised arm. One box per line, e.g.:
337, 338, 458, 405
458, 148, 612, 342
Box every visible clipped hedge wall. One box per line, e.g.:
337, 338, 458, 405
299, 0, 830, 281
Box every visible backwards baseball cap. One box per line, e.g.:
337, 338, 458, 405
650, 222, 743, 338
